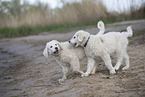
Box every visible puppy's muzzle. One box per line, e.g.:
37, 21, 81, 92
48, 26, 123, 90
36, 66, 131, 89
53, 50, 59, 54
55, 47, 58, 50
53, 47, 59, 54
68, 41, 77, 47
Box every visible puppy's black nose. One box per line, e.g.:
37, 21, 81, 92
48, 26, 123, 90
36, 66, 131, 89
55, 47, 58, 50
68, 41, 71, 43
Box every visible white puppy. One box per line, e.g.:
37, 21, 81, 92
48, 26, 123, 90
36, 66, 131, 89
43, 40, 85, 82
43, 21, 105, 82
96, 22, 133, 71
69, 26, 133, 77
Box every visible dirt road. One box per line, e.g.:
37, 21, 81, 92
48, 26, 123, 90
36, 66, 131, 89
0, 20, 145, 97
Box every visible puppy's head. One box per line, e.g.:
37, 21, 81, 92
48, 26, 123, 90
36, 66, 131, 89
69, 30, 90, 47
43, 40, 62, 57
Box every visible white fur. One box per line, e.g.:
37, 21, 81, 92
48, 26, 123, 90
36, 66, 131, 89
69, 20, 105, 47
97, 20, 105, 35
43, 40, 85, 82
96, 21, 132, 71
69, 26, 133, 77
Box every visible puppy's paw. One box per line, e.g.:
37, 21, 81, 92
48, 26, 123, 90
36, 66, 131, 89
81, 72, 90, 77
58, 78, 66, 82
114, 65, 120, 70
90, 71, 95, 75
110, 69, 116, 74
122, 66, 129, 70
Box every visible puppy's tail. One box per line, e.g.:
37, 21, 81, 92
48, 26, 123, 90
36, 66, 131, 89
97, 20, 105, 35
123, 26, 133, 37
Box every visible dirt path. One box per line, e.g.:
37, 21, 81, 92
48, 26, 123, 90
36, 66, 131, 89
0, 19, 145, 97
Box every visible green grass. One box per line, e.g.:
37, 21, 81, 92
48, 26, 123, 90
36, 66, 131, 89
0, 18, 122, 38
0, 22, 95, 38
0, 24, 71, 38
0, 17, 145, 38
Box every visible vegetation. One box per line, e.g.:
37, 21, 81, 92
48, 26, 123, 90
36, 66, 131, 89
0, 0, 145, 38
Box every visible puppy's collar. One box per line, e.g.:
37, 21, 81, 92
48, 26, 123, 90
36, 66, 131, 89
84, 36, 90, 47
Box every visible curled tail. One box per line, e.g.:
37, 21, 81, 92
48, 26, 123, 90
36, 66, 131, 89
97, 20, 105, 35
123, 26, 133, 37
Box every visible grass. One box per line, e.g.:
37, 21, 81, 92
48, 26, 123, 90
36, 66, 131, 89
0, 24, 79, 38
0, 19, 122, 38
0, 20, 97, 38
0, 17, 145, 38
0, 24, 74, 38
0, 1, 144, 38
0, 0, 119, 38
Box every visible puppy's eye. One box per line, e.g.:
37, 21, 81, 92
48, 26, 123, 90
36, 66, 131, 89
55, 44, 57, 46
50, 46, 53, 48
73, 36, 76, 39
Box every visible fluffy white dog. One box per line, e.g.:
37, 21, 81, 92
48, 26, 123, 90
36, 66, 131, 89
43, 40, 85, 82
43, 21, 105, 82
69, 25, 133, 77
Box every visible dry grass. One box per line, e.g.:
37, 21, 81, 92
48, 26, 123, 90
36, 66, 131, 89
0, 0, 145, 38
55, 1, 107, 24
0, 0, 145, 28
0, 0, 108, 28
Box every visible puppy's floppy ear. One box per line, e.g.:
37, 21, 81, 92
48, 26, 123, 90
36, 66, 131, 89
57, 42, 63, 50
77, 32, 85, 42
43, 43, 51, 57
43, 46, 48, 57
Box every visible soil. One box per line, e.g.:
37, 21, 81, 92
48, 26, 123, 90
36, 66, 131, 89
0, 19, 145, 97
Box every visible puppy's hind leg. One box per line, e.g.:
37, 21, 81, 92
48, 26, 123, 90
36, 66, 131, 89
70, 60, 84, 75
101, 53, 116, 74
122, 52, 130, 70
114, 52, 123, 70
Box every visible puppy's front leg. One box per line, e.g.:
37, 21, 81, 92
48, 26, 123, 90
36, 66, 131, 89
59, 66, 68, 82
81, 58, 95, 77
91, 64, 97, 74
